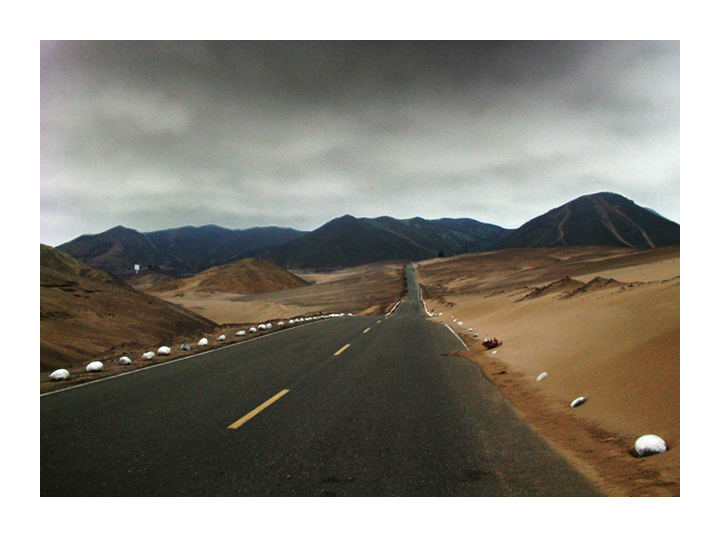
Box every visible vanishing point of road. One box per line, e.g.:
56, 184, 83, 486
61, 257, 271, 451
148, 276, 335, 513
41, 265, 599, 496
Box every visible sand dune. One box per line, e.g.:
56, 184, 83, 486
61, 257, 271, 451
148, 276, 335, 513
416, 245, 679, 496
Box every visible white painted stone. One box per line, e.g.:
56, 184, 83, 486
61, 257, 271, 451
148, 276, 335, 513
142, 351, 155, 360
570, 396, 587, 408
536, 372, 548, 382
235, 330, 246, 336
249, 327, 257, 333
634, 434, 667, 457
278, 321, 284, 326
49, 368, 70, 381
258, 324, 267, 330
157, 346, 171, 355
86, 361, 104, 372
198, 338, 208, 346
119, 356, 132, 365
217, 335, 226, 341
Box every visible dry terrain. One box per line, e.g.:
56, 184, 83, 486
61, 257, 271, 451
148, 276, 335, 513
40, 245, 216, 372
144, 261, 407, 324
416, 245, 680, 496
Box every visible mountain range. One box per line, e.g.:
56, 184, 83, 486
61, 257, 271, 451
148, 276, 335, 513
58, 224, 306, 278
56, 192, 680, 277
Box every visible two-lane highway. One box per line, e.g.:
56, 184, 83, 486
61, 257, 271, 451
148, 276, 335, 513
41, 265, 599, 496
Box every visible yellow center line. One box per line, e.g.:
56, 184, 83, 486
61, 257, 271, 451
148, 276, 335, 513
334, 343, 351, 356
228, 389, 290, 430
363, 327, 371, 334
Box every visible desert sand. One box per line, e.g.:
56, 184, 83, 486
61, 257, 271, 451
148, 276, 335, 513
416, 245, 679, 496
147, 261, 406, 324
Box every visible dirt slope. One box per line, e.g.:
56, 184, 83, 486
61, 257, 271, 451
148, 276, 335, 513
40, 244, 216, 371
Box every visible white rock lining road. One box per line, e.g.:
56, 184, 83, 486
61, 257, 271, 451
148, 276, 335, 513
47, 312, 354, 388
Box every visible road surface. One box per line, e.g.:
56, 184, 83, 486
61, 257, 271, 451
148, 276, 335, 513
41, 265, 599, 496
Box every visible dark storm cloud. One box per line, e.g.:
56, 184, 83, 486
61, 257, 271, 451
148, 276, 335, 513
40, 40, 679, 246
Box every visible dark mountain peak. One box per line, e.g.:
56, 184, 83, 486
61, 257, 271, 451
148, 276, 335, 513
495, 192, 679, 249
317, 214, 361, 231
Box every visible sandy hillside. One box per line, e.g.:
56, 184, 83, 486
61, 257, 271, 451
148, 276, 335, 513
416, 245, 679, 496
144, 257, 308, 295
40, 245, 216, 371
148, 261, 407, 324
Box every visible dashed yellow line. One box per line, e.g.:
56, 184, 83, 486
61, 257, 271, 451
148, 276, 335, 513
228, 389, 290, 430
334, 343, 351, 356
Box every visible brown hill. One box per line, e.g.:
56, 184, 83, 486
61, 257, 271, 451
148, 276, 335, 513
145, 257, 309, 296
40, 245, 216, 371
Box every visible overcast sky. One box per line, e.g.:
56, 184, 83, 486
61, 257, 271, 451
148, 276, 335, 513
40, 40, 679, 246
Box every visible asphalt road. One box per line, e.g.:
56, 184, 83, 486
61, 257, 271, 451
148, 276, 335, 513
41, 265, 600, 496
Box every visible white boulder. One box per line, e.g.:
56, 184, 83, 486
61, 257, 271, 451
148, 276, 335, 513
119, 356, 132, 365
86, 361, 104, 372
289, 319, 295, 324
536, 372, 548, 382
570, 396, 587, 408
634, 435, 667, 457
235, 330, 246, 337
49, 368, 70, 381
217, 335, 226, 341
198, 338, 209, 346
249, 327, 257, 333
258, 324, 267, 330
278, 321, 284, 326
266, 323, 273, 329
157, 346, 171, 355
142, 351, 155, 360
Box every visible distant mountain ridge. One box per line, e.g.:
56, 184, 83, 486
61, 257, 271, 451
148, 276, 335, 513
259, 215, 511, 268
56, 192, 679, 275
58, 224, 306, 278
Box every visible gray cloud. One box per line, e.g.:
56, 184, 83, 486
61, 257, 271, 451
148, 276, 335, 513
41, 41, 679, 246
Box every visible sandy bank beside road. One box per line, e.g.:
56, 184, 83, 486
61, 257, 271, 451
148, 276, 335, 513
416, 245, 679, 496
